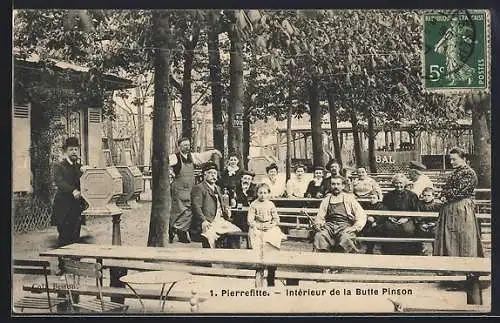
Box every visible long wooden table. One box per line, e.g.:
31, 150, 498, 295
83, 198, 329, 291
40, 243, 490, 305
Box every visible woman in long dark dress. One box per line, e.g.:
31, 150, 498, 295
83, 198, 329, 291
434, 147, 484, 257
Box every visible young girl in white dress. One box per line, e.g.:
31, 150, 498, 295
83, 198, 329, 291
247, 183, 287, 286
247, 183, 287, 251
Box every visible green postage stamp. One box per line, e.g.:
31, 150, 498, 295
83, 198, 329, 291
423, 10, 490, 92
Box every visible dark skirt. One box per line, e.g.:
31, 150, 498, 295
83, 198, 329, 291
433, 198, 484, 257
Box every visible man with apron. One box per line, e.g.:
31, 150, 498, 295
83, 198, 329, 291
169, 137, 222, 243
313, 175, 367, 253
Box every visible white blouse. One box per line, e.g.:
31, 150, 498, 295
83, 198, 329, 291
262, 176, 286, 198
286, 176, 309, 198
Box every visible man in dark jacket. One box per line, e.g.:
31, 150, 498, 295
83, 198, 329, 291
191, 162, 241, 248
52, 137, 86, 248
234, 170, 258, 207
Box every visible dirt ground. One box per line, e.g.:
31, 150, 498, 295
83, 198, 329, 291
12, 193, 491, 314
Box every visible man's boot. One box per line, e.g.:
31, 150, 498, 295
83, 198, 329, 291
168, 228, 176, 243
178, 230, 191, 243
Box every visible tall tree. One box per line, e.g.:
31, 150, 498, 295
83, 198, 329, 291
308, 78, 325, 167
326, 87, 342, 166
467, 92, 491, 188
226, 10, 245, 159
147, 10, 173, 247
208, 11, 225, 163
169, 11, 202, 141
367, 108, 377, 172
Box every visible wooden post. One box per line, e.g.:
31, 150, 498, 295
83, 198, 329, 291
304, 134, 307, 159
466, 274, 483, 305
110, 213, 127, 304
255, 268, 265, 287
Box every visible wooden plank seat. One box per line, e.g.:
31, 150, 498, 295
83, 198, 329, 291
272, 198, 491, 214
13, 259, 69, 313
229, 207, 491, 246
231, 207, 491, 235
99, 259, 490, 287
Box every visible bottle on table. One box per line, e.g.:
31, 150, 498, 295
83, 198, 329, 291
231, 190, 237, 208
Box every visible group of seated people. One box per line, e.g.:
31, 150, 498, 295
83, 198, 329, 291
191, 153, 442, 257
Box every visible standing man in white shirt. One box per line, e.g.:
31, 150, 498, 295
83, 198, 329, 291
407, 160, 434, 197
168, 137, 222, 243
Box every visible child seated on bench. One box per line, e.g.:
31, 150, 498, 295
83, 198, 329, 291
247, 183, 287, 286
247, 183, 287, 251
416, 187, 442, 255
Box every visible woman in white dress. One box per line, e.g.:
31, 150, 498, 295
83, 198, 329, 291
262, 163, 286, 198
286, 164, 309, 198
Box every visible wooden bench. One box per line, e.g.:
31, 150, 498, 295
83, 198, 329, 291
271, 198, 491, 213
228, 208, 491, 252
231, 207, 491, 231
99, 259, 490, 285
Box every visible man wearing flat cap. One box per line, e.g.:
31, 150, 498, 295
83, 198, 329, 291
191, 162, 241, 248
51, 137, 86, 250
234, 170, 258, 207
407, 160, 434, 197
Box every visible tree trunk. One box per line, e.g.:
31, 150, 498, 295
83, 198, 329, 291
30, 101, 53, 207
106, 118, 116, 165
136, 86, 145, 166
286, 106, 292, 181
469, 93, 491, 188
180, 25, 200, 142
227, 17, 244, 160
147, 11, 172, 247
350, 110, 362, 167
242, 108, 250, 169
326, 89, 342, 167
367, 111, 377, 172
308, 78, 324, 167
208, 13, 224, 166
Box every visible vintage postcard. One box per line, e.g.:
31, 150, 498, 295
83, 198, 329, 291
12, 8, 492, 315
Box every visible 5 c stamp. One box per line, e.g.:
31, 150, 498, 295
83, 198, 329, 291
423, 10, 490, 92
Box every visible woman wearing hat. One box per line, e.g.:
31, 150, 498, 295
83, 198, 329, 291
285, 164, 309, 198
305, 166, 327, 199
407, 160, 434, 197
219, 153, 244, 200
262, 163, 286, 198
434, 147, 483, 257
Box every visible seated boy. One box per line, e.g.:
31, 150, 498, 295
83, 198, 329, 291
416, 187, 442, 255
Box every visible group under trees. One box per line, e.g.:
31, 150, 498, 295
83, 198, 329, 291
14, 9, 491, 245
